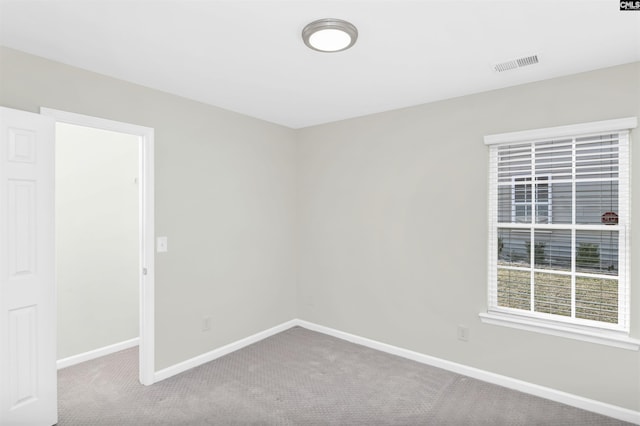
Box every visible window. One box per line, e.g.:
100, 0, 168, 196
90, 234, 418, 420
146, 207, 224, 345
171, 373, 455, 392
482, 118, 638, 349
512, 176, 550, 223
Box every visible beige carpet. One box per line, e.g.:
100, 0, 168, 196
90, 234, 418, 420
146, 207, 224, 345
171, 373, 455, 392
58, 326, 631, 425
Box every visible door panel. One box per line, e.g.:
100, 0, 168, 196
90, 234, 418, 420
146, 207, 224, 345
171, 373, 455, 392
0, 107, 57, 426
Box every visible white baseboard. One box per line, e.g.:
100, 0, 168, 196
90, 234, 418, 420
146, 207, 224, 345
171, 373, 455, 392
153, 319, 299, 383
151, 318, 639, 424
57, 337, 139, 370
294, 319, 640, 425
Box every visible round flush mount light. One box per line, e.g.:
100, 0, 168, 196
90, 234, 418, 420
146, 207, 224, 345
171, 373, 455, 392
302, 18, 358, 53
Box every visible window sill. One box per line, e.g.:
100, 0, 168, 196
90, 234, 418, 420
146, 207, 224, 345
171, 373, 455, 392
479, 311, 640, 350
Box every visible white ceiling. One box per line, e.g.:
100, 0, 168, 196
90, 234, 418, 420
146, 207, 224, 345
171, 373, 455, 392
1, 1, 639, 129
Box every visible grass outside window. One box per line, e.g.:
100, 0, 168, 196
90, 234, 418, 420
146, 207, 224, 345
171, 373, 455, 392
497, 268, 618, 324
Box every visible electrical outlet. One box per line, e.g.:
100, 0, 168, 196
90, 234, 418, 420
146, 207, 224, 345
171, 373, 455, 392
202, 316, 211, 332
457, 325, 469, 342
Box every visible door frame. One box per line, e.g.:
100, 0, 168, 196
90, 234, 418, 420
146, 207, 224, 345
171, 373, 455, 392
40, 108, 155, 386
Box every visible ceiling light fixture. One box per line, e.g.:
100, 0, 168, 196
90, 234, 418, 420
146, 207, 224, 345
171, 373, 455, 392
302, 18, 358, 53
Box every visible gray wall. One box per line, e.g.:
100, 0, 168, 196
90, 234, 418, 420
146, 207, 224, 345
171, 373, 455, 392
0, 46, 298, 370
55, 123, 139, 359
296, 62, 640, 410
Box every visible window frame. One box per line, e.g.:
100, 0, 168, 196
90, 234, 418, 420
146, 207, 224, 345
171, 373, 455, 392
482, 117, 639, 350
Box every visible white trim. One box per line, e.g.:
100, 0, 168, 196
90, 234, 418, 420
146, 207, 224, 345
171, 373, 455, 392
57, 338, 139, 370
40, 108, 153, 137
138, 124, 155, 386
152, 319, 639, 424
40, 107, 156, 386
479, 312, 640, 350
153, 320, 299, 383
294, 320, 640, 425
484, 117, 637, 145
619, 130, 632, 344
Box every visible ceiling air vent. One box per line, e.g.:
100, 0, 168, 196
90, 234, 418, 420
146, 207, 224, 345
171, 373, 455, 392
494, 55, 539, 72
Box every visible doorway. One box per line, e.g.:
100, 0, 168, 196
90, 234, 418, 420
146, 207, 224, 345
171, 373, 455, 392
41, 108, 155, 386
55, 122, 139, 364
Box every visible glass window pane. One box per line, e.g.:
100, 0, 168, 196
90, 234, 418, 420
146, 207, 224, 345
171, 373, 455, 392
534, 139, 572, 180
534, 272, 571, 317
498, 228, 530, 267
575, 135, 619, 181
547, 182, 572, 224
497, 145, 532, 184
576, 276, 618, 324
576, 181, 618, 225
514, 183, 528, 203
575, 230, 618, 276
515, 205, 531, 223
535, 205, 549, 224
533, 230, 571, 271
536, 178, 548, 202
497, 185, 511, 223
498, 268, 530, 311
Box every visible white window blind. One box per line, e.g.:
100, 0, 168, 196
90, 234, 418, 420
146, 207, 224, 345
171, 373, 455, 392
486, 119, 636, 336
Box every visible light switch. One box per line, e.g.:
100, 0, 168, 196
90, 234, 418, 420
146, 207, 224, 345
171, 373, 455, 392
157, 236, 168, 253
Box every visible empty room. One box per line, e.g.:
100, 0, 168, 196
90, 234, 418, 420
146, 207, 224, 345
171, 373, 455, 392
1, 1, 639, 425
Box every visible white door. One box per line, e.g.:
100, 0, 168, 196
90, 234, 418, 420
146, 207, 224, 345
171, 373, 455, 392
0, 107, 57, 426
